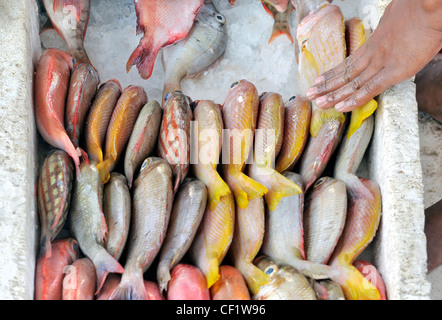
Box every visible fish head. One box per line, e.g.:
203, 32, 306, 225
222, 79, 259, 118
43, 48, 75, 70
163, 90, 192, 108
55, 237, 80, 262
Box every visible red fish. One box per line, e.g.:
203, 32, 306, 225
166, 264, 211, 300
127, 0, 204, 79
34, 48, 81, 178
210, 265, 251, 300
35, 238, 80, 300
62, 258, 96, 300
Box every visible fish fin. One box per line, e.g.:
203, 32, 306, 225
261, 2, 275, 17
96, 159, 112, 184
207, 171, 231, 211
39, 234, 53, 259
294, 259, 337, 280
95, 250, 125, 295
126, 40, 159, 80
227, 170, 268, 209
53, 0, 81, 22
299, 46, 320, 94
238, 262, 271, 296
156, 262, 171, 294
310, 107, 346, 138
333, 265, 381, 300
269, 28, 294, 44
109, 273, 147, 300
347, 100, 377, 139
173, 166, 188, 195
203, 258, 221, 289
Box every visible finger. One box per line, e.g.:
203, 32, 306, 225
314, 64, 382, 109
306, 46, 368, 99
334, 68, 392, 112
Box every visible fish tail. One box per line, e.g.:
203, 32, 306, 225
238, 262, 270, 296
227, 169, 268, 209
173, 167, 188, 195
333, 264, 381, 300
53, 0, 81, 22
269, 27, 294, 44
203, 258, 221, 289
109, 272, 147, 300
347, 100, 377, 138
207, 171, 231, 211
96, 159, 112, 184
94, 250, 125, 294
250, 165, 302, 211
157, 262, 171, 294
126, 40, 157, 80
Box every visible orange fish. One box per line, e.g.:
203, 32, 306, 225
166, 264, 211, 300
97, 85, 147, 184
62, 258, 96, 300
35, 238, 80, 300
354, 260, 387, 300
328, 178, 382, 300
210, 265, 251, 300
34, 48, 81, 177
221, 80, 267, 209
84, 79, 122, 164
274, 96, 311, 173
127, 0, 204, 79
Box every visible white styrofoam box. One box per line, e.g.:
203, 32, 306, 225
0, 0, 431, 299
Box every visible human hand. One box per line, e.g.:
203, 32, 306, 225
305, 0, 442, 112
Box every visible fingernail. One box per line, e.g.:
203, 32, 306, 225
314, 76, 324, 85
306, 87, 317, 99
315, 96, 327, 107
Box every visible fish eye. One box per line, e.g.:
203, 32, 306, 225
190, 100, 200, 110
164, 91, 172, 102
259, 92, 267, 99
314, 177, 327, 188
215, 14, 225, 23
231, 81, 239, 88
289, 95, 297, 101
140, 158, 148, 171
72, 241, 79, 252
264, 266, 276, 275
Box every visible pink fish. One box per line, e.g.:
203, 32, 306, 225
34, 48, 82, 178
127, 0, 204, 79
166, 264, 211, 300
62, 258, 96, 300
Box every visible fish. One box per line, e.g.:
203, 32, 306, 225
37, 149, 75, 258
253, 256, 317, 300
34, 48, 81, 177
158, 91, 193, 194
297, 3, 346, 137
303, 177, 347, 264
261, 1, 294, 44
311, 279, 345, 300
210, 265, 251, 300
97, 85, 148, 184
344, 17, 377, 138
161, 3, 227, 102
189, 188, 235, 288
298, 118, 345, 191
191, 100, 231, 211
123, 100, 162, 188
103, 173, 131, 261
97, 274, 164, 300
291, 0, 331, 23
110, 157, 173, 300
69, 161, 124, 293
221, 80, 268, 209
65, 62, 99, 151
354, 260, 387, 300
328, 178, 382, 300
85, 79, 122, 164
62, 258, 96, 300
262, 0, 290, 13
42, 0, 93, 66
261, 172, 337, 280
157, 178, 207, 293
126, 0, 204, 79
274, 96, 311, 173
35, 238, 80, 300
166, 264, 211, 300
247, 92, 302, 211
230, 197, 270, 295
334, 114, 374, 181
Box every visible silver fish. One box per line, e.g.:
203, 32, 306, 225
261, 172, 336, 280
103, 173, 131, 261
157, 178, 207, 293
161, 3, 227, 101
253, 256, 317, 300
110, 157, 173, 300
303, 177, 347, 264
124, 100, 163, 188
69, 161, 124, 293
